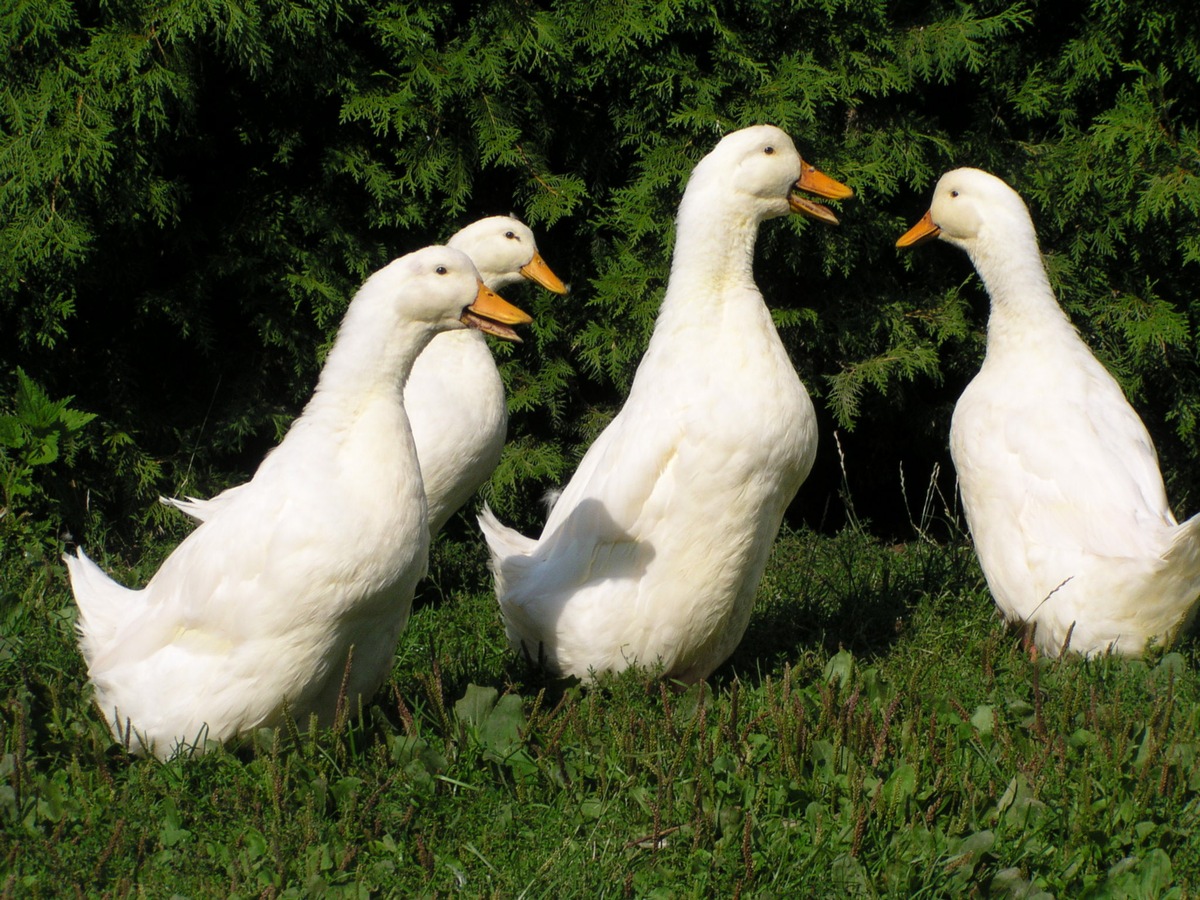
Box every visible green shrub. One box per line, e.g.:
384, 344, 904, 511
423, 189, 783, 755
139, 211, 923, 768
0, 368, 95, 560
3, 0, 1199, 542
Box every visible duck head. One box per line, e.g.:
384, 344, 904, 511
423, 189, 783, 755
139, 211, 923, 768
448, 216, 568, 294
896, 168, 1037, 253
365, 246, 532, 342
691, 124, 853, 225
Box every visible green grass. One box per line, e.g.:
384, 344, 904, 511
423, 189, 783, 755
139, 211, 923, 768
3, 520, 1200, 897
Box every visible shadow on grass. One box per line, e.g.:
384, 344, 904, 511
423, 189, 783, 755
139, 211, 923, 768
411, 521, 991, 702
411, 519, 496, 614
717, 524, 985, 688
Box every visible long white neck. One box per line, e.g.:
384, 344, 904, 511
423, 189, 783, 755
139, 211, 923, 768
657, 182, 767, 325
303, 309, 440, 419
961, 226, 1075, 349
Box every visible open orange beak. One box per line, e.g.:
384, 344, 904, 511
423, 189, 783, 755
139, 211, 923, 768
788, 162, 854, 225
896, 209, 941, 248
519, 251, 568, 295
461, 283, 533, 342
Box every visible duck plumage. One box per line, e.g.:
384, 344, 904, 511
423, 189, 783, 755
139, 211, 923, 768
480, 125, 851, 682
406, 217, 566, 535
898, 168, 1200, 655
67, 246, 530, 757
163, 216, 566, 537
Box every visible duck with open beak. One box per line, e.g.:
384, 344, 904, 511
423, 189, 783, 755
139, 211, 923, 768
461, 282, 534, 342
789, 162, 854, 225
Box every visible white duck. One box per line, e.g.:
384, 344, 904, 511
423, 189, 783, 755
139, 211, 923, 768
163, 216, 566, 537
66, 246, 531, 758
897, 167, 1200, 656
479, 125, 852, 683
408, 217, 566, 533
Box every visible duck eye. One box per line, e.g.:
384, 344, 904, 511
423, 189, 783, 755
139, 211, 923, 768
435, 266, 448, 275
950, 190, 959, 198
764, 146, 775, 155
505, 231, 517, 240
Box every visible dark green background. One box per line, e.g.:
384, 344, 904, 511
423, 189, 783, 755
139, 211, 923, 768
5, 0, 1199, 553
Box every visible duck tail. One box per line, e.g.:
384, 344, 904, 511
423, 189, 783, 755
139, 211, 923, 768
1160, 512, 1200, 639
477, 504, 538, 597
64, 547, 141, 667
160, 483, 247, 524
478, 504, 537, 557
541, 488, 563, 517
159, 494, 211, 523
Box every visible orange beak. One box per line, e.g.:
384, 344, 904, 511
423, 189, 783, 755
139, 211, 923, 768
896, 209, 941, 248
789, 162, 854, 225
461, 283, 533, 342
519, 251, 568, 295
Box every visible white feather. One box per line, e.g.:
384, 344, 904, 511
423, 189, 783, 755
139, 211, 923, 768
907, 168, 1200, 655
479, 125, 835, 682
67, 246, 515, 757
162, 217, 566, 538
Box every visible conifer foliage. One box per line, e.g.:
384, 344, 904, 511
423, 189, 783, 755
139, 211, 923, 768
3, 0, 1200, 547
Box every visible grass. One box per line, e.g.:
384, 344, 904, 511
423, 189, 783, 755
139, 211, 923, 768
3, 513, 1200, 897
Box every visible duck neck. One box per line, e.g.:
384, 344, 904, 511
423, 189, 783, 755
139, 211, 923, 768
965, 230, 1074, 347
303, 314, 437, 419
661, 187, 765, 311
